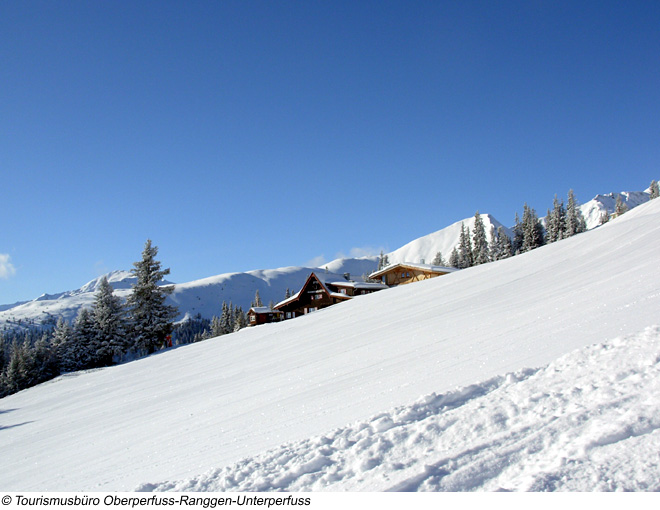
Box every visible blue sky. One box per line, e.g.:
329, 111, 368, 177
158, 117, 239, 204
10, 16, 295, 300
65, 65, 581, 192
1, 0, 659, 304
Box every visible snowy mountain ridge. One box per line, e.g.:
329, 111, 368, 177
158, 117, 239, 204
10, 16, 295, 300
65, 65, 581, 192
0, 184, 655, 331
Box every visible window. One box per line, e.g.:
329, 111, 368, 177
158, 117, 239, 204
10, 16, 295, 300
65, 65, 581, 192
250, 315, 256, 323
340, 288, 347, 295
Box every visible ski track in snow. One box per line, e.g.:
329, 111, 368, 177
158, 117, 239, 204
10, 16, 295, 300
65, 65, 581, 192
138, 326, 660, 492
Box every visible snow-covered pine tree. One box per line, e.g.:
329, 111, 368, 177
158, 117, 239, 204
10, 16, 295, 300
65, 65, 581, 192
489, 226, 513, 261
472, 211, 489, 265
615, 194, 629, 216
210, 316, 223, 337
234, 306, 247, 332
512, 212, 523, 255
52, 317, 74, 372
252, 290, 263, 308
127, 239, 178, 354
650, 180, 659, 199
127, 240, 178, 355
220, 301, 232, 335
546, 195, 566, 243
565, 189, 586, 236
521, 204, 544, 253
71, 308, 95, 371
92, 276, 127, 366
29, 333, 60, 387
432, 251, 445, 266
377, 250, 390, 271
457, 223, 473, 269
448, 247, 460, 268
3, 338, 30, 395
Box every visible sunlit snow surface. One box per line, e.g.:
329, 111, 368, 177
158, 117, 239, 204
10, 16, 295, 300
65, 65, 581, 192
140, 326, 660, 492
1, 198, 660, 491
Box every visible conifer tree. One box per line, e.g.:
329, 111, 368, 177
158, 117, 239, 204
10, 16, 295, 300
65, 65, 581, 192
220, 301, 232, 335
650, 180, 659, 199
377, 250, 390, 271
127, 240, 178, 355
29, 333, 60, 386
512, 212, 523, 255
93, 276, 127, 366
4, 339, 30, 394
521, 204, 545, 253
615, 195, 629, 216
457, 223, 473, 269
252, 290, 263, 308
490, 226, 513, 261
472, 212, 489, 265
52, 318, 74, 372
565, 189, 586, 236
431, 251, 445, 266
448, 247, 460, 268
71, 308, 95, 370
234, 307, 247, 331
546, 195, 566, 243
210, 316, 223, 337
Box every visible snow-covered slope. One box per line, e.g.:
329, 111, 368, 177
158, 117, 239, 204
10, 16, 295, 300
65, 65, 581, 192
580, 190, 651, 229
387, 213, 509, 265
2, 197, 659, 491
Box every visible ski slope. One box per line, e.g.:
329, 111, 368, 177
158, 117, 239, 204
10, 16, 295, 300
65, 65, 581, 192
1, 198, 660, 491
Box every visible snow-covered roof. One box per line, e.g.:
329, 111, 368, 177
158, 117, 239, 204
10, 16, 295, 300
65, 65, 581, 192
369, 262, 460, 279
249, 306, 280, 314
273, 291, 301, 309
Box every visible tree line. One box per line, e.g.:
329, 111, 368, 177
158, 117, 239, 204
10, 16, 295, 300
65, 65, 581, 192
0, 240, 178, 398
439, 183, 659, 270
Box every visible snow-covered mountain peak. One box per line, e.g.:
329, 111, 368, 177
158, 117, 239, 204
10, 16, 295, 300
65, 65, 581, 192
387, 213, 510, 266
77, 270, 137, 294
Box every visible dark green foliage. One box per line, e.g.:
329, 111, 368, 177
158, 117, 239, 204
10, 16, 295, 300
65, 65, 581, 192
127, 240, 178, 355
472, 212, 490, 265
489, 226, 513, 261
92, 276, 127, 366
565, 189, 587, 236
650, 180, 659, 199
546, 195, 566, 243
521, 204, 545, 253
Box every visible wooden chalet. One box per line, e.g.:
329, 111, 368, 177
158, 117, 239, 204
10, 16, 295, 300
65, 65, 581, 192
368, 262, 459, 287
247, 306, 283, 327
274, 272, 388, 320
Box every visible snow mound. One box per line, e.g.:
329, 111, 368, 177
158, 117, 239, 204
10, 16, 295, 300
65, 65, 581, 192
138, 326, 660, 492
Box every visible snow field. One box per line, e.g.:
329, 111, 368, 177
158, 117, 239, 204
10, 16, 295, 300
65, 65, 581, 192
2, 198, 660, 491
136, 326, 660, 492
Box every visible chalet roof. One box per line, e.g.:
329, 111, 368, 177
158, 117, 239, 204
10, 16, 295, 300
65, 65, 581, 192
369, 262, 460, 279
273, 271, 384, 310
249, 306, 281, 314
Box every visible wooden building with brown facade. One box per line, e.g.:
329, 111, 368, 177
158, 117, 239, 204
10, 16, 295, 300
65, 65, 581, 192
274, 272, 388, 320
369, 262, 459, 287
247, 306, 284, 327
